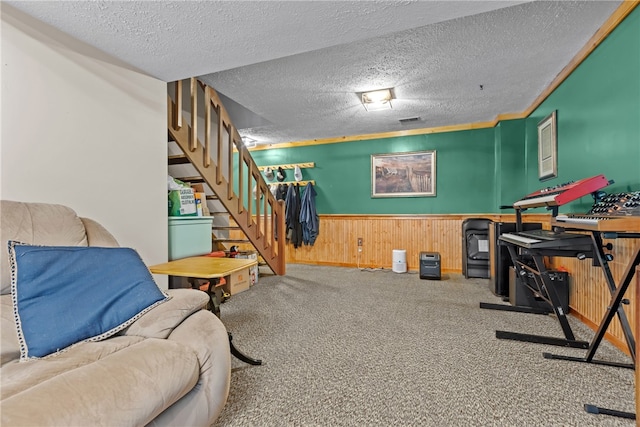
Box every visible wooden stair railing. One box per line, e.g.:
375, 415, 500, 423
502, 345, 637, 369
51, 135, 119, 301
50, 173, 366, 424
168, 78, 286, 275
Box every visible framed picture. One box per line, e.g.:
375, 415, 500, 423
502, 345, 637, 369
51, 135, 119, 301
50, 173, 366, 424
538, 110, 557, 181
371, 150, 436, 197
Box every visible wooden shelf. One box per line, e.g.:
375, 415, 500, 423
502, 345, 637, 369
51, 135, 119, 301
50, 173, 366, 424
257, 162, 314, 171
267, 180, 315, 186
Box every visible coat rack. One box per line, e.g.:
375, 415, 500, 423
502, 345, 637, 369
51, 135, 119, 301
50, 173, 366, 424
257, 162, 315, 171
259, 162, 316, 187
269, 180, 315, 186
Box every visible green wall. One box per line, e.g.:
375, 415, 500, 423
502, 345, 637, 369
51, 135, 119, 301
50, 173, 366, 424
247, 7, 639, 215
251, 128, 496, 214
523, 7, 640, 214
495, 119, 527, 209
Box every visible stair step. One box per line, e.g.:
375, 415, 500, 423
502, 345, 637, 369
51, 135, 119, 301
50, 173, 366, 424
168, 154, 190, 165
175, 176, 205, 184
168, 80, 285, 275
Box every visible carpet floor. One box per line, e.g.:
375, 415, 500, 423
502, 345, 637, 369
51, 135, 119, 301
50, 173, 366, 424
213, 264, 635, 426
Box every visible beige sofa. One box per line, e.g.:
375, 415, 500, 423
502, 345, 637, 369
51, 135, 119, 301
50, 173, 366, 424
0, 200, 231, 426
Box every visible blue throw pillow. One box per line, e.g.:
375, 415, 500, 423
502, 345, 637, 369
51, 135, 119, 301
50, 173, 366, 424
8, 241, 169, 359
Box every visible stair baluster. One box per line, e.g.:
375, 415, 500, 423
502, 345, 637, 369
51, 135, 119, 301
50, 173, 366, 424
168, 79, 285, 275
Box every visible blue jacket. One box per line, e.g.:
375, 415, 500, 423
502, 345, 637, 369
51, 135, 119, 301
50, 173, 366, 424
299, 183, 319, 245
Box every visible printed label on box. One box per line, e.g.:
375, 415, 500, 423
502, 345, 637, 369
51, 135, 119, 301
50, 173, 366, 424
236, 252, 259, 285
168, 188, 196, 216
224, 267, 251, 295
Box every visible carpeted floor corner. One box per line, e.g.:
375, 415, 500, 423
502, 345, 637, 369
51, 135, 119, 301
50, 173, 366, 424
213, 264, 635, 426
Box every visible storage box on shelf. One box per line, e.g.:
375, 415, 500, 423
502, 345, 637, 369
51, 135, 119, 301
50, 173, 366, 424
168, 216, 214, 260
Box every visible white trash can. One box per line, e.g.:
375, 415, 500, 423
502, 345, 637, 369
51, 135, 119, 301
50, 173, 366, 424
392, 249, 407, 273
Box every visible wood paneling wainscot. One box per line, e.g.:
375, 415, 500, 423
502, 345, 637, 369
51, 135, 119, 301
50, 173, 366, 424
284, 214, 548, 272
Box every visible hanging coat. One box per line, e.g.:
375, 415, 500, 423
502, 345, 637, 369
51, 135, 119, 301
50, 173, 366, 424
276, 184, 287, 201
285, 184, 303, 248
299, 182, 319, 246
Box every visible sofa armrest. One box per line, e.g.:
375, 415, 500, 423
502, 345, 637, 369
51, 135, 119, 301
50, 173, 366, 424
80, 217, 119, 247
147, 310, 231, 427
121, 289, 209, 339
1, 295, 20, 366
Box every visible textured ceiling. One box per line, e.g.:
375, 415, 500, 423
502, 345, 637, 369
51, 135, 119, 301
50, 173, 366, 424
5, 1, 622, 147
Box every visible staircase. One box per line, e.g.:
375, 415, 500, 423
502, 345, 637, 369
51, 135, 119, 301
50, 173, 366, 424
167, 78, 286, 275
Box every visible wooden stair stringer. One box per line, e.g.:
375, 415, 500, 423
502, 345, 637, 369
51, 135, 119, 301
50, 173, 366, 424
167, 92, 285, 275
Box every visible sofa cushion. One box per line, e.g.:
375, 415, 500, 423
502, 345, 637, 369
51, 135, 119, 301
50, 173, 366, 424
9, 241, 169, 359
121, 288, 209, 339
79, 217, 120, 247
1, 337, 200, 427
1, 201, 89, 295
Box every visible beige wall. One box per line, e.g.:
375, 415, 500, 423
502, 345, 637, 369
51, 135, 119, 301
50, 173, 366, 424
1, 6, 169, 287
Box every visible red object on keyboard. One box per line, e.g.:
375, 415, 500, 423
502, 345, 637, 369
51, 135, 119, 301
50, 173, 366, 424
514, 174, 610, 208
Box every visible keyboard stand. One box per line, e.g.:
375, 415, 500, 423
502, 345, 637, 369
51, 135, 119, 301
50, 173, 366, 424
583, 404, 635, 420
539, 230, 639, 421
494, 245, 589, 349
479, 302, 552, 315
543, 231, 639, 369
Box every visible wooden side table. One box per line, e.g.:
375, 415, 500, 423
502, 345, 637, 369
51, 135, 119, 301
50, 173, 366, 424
149, 256, 262, 365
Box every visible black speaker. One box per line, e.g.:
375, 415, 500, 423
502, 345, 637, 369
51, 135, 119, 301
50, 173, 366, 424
419, 252, 441, 280
508, 267, 569, 312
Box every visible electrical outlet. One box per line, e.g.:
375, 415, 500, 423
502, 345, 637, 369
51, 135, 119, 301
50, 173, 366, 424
357, 238, 363, 246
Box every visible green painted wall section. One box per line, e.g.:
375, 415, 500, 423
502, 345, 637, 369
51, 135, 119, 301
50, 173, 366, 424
523, 7, 640, 214
495, 119, 527, 209
250, 128, 496, 214
243, 8, 639, 215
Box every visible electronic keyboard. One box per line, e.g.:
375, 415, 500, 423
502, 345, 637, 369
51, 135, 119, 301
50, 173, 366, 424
513, 175, 611, 209
500, 229, 593, 250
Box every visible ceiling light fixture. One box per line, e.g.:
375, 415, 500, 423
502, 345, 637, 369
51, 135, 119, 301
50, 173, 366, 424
360, 88, 394, 111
